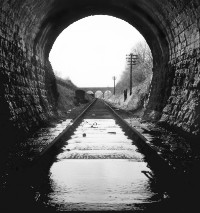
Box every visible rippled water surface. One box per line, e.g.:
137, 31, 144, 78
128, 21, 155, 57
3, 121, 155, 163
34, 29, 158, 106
40, 119, 164, 211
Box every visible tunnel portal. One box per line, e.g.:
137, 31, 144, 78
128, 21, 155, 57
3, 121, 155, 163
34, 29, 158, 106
0, 0, 200, 146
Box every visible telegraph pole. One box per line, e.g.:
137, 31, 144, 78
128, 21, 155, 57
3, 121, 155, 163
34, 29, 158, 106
112, 76, 116, 95
126, 53, 138, 95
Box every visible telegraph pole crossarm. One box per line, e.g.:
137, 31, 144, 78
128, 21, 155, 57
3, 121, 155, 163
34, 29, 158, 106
126, 53, 138, 95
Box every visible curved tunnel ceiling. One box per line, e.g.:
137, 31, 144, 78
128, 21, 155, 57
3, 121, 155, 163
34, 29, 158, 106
34, 0, 170, 65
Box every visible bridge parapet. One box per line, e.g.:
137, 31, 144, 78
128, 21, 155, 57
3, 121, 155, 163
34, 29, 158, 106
79, 87, 114, 94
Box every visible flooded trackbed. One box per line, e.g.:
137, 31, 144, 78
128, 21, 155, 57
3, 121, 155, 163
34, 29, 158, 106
36, 100, 168, 211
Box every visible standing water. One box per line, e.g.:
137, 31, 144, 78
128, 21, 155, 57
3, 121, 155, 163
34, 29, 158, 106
38, 118, 167, 211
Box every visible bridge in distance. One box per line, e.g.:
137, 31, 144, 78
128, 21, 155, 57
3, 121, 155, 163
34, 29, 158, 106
79, 87, 114, 94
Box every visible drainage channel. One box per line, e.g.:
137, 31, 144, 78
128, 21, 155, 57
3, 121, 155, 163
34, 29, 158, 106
31, 100, 171, 212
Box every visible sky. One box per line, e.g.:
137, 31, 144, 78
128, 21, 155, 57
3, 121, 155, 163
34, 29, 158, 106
49, 15, 145, 87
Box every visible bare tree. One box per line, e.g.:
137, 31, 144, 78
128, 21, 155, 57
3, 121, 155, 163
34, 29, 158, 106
116, 40, 153, 94
131, 41, 153, 78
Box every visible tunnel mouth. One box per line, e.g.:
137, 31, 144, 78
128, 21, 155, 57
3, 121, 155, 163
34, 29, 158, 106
49, 15, 160, 114
39, 7, 169, 121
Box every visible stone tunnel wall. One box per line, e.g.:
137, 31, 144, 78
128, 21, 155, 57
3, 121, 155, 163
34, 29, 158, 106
0, 1, 58, 145
159, 0, 200, 136
1, 0, 200, 144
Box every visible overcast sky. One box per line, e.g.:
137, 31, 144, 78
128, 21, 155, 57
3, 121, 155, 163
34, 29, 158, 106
49, 15, 145, 87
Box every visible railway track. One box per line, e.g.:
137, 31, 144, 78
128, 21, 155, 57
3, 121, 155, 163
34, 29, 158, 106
33, 99, 175, 176
1, 98, 194, 212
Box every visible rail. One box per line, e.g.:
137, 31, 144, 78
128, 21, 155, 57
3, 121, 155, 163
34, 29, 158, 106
104, 100, 183, 186
31, 98, 97, 166
31, 98, 177, 182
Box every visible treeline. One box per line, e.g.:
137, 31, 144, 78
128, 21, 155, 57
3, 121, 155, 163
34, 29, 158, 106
116, 41, 153, 94
56, 76, 77, 90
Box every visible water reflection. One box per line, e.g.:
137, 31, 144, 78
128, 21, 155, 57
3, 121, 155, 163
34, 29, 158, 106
40, 119, 164, 211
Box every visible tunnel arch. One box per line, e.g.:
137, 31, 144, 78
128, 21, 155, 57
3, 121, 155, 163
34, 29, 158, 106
34, 0, 170, 120
35, 0, 170, 59
1, 0, 200, 138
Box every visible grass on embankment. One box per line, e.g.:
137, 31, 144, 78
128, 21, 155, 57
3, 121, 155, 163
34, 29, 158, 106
56, 79, 94, 119
57, 84, 76, 114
